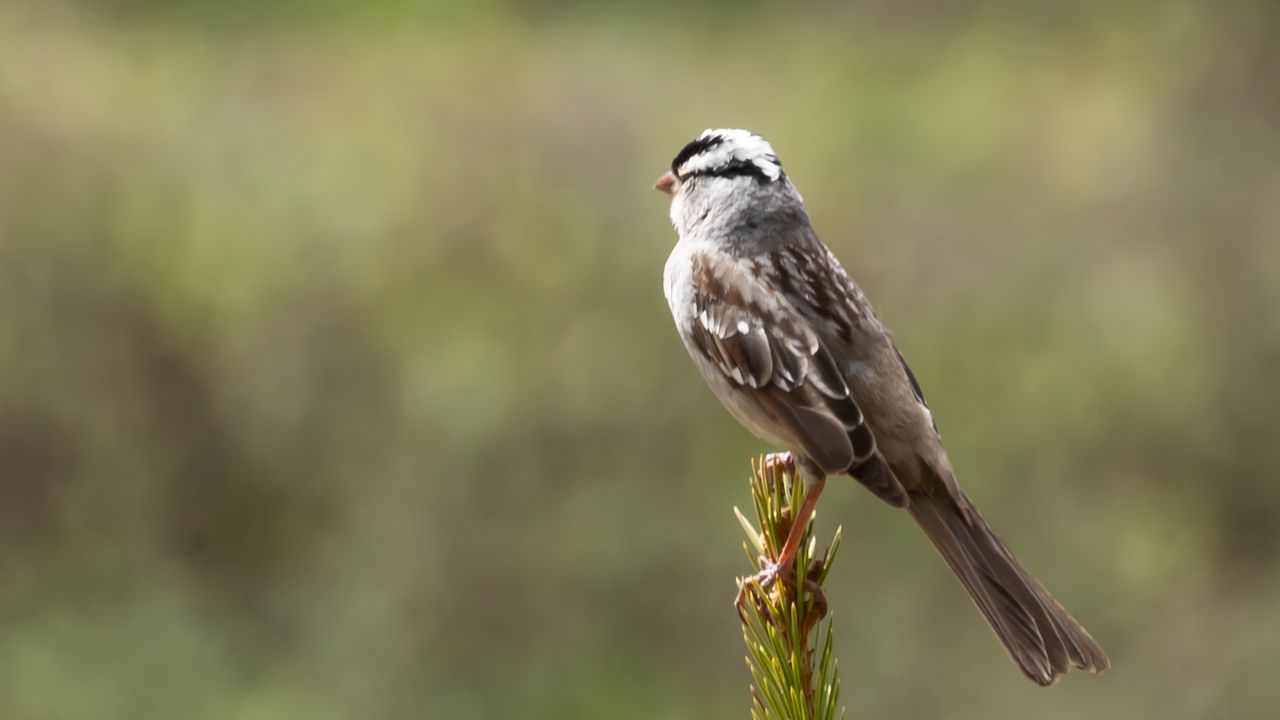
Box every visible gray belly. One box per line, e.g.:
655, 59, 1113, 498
681, 326, 799, 453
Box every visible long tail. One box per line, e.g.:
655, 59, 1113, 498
907, 489, 1110, 685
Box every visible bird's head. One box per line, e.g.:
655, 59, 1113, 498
654, 128, 784, 197
655, 129, 801, 237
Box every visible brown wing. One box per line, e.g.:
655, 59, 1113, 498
688, 251, 905, 505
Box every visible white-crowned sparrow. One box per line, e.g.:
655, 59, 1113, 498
656, 128, 1109, 685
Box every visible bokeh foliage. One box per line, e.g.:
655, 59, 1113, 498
1, 1, 1278, 718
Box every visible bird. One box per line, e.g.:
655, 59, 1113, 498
655, 128, 1109, 686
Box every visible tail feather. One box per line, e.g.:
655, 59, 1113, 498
907, 490, 1110, 685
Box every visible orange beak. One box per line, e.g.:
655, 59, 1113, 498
654, 170, 677, 195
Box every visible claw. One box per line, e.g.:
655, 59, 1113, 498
734, 554, 795, 615
736, 557, 831, 628
735, 561, 780, 618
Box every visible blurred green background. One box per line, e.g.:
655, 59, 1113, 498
2, 1, 1279, 718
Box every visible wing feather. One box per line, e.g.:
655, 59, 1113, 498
687, 248, 905, 502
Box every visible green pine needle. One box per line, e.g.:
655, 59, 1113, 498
736, 457, 844, 720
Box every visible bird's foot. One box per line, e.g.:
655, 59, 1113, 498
760, 451, 796, 476
735, 559, 786, 620
735, 557, 830, 626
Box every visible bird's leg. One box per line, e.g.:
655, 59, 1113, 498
773, 475, 825, 575
736, 469, 827, 614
